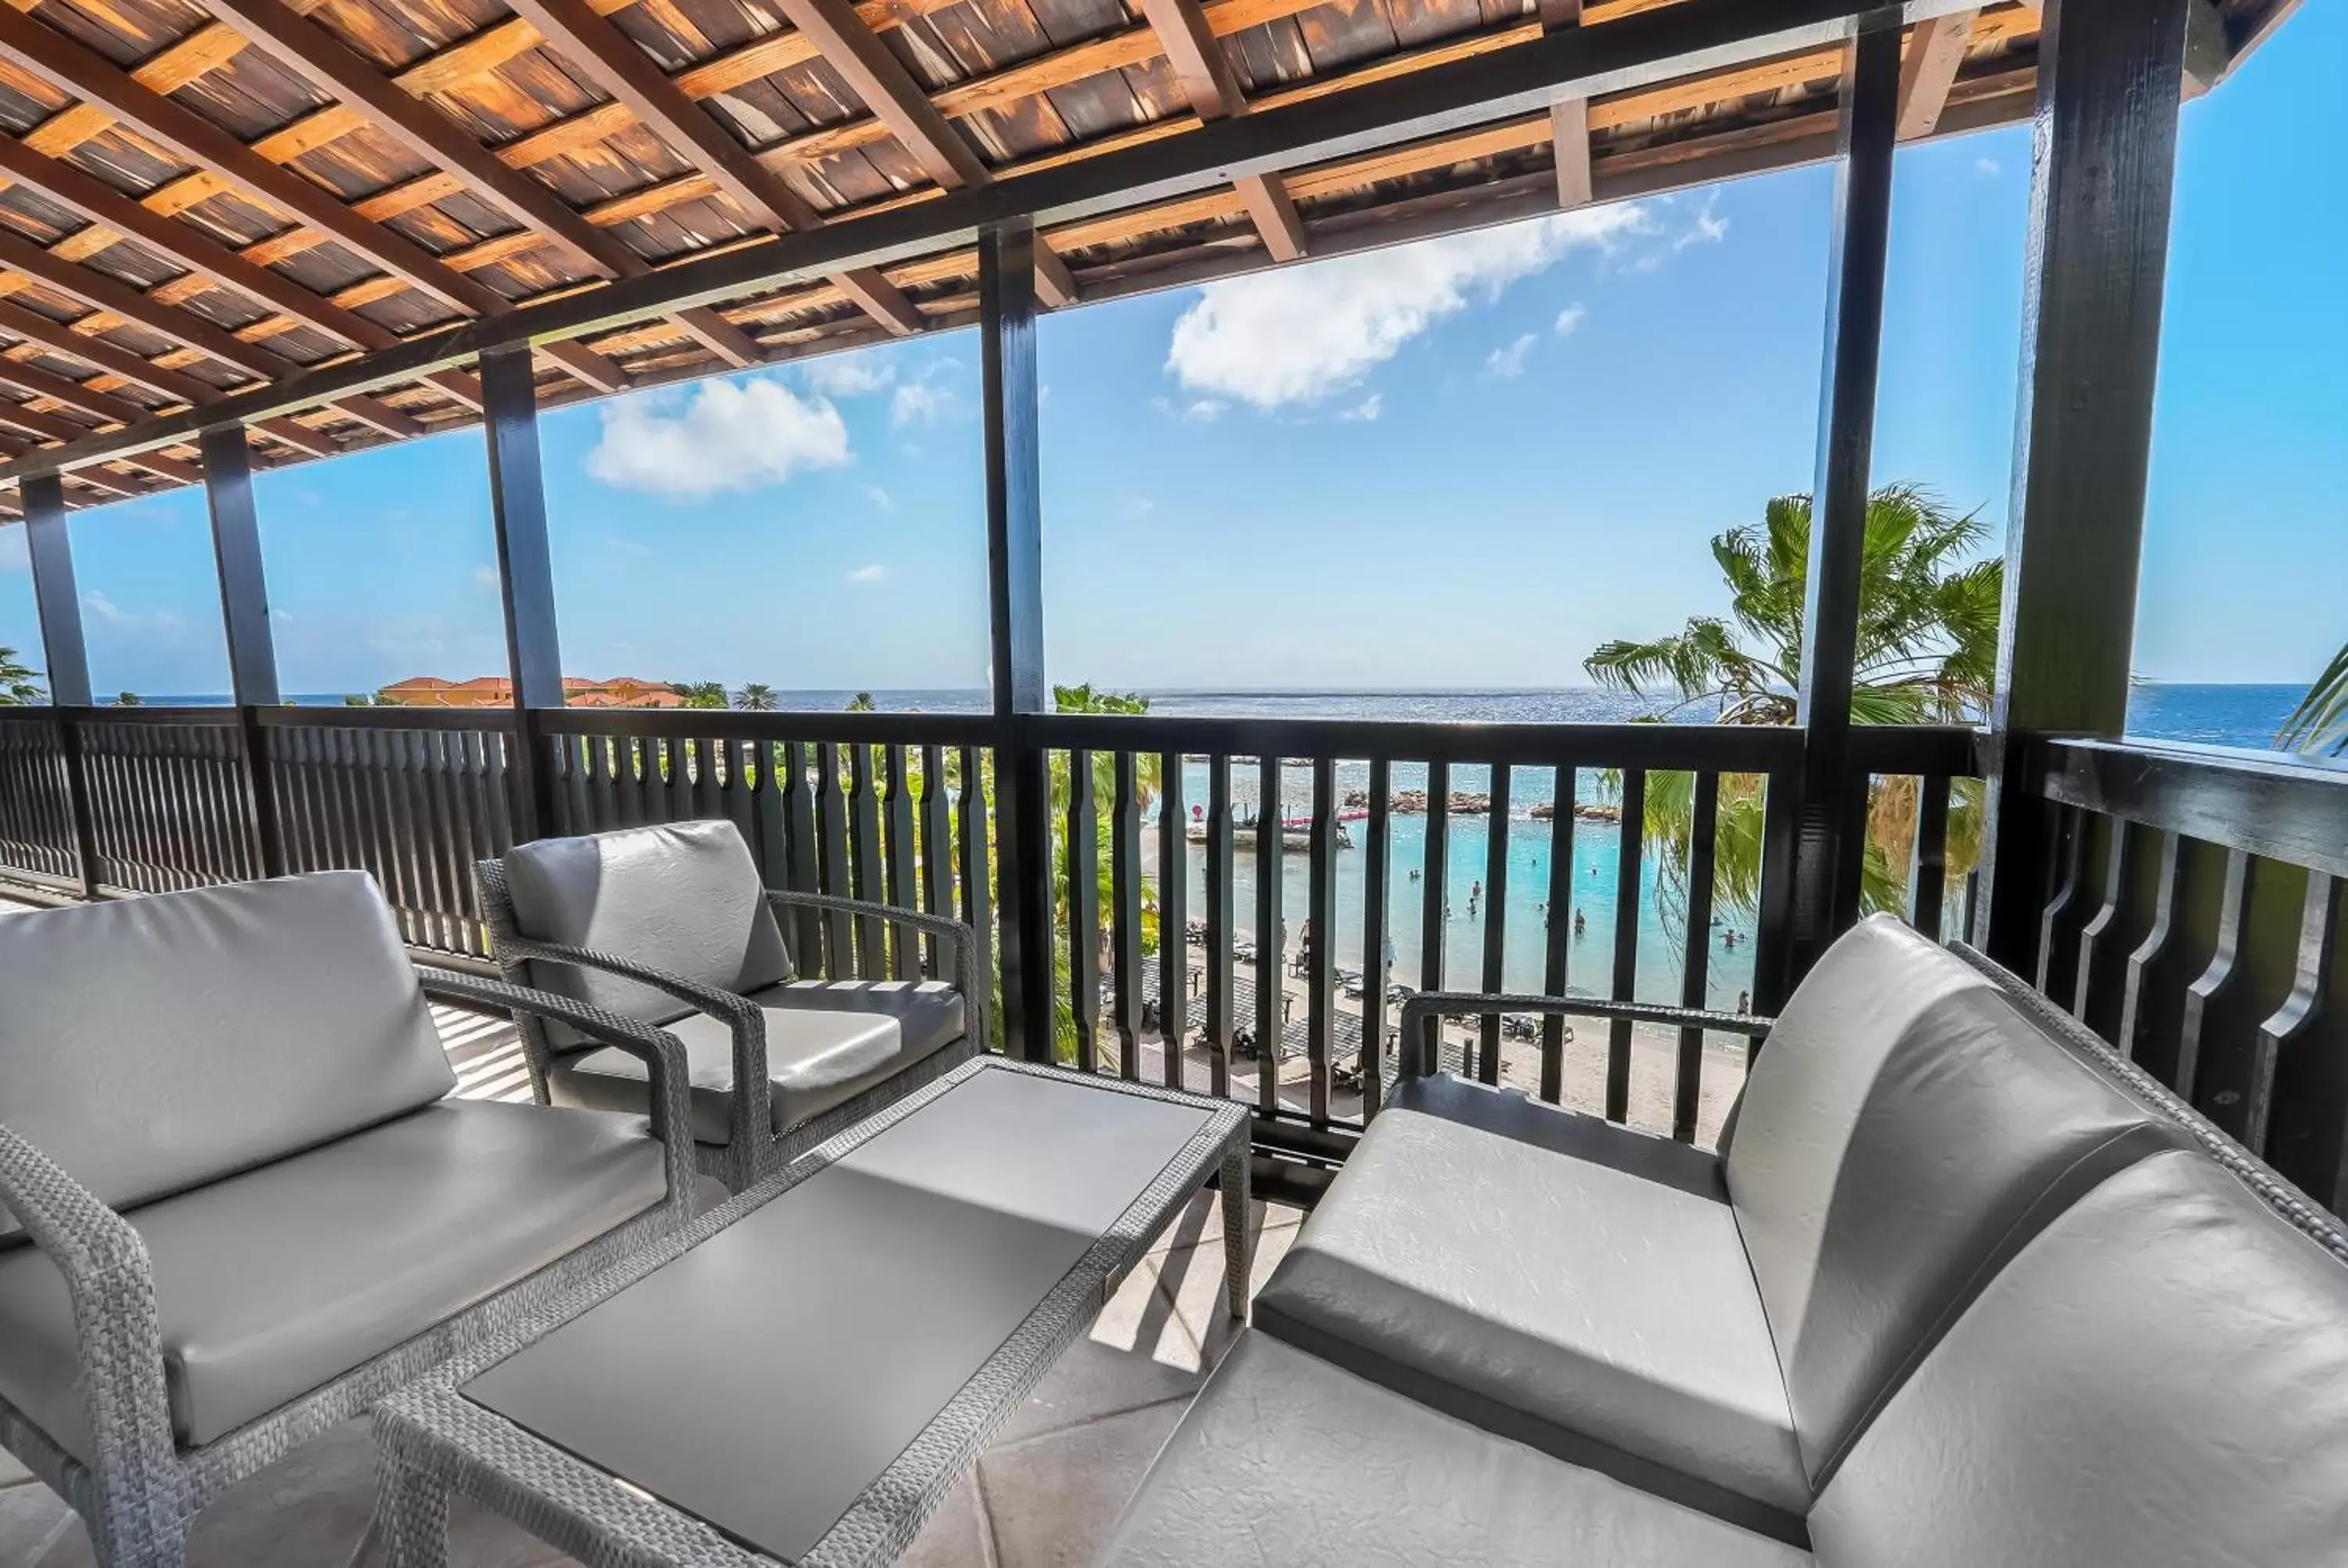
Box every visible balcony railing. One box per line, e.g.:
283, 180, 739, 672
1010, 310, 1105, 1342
10, 704, 2342, 1216
0, 703, 1986, 1188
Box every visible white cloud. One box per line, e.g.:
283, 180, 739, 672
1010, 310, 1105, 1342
1183, 398, 1226, 423
801, 356, 895, 397
1975, 156, 2001, 176
471, 563, 500, 592
82, 590, 121, 623
862, 484, 892, 510
847, 564, 887, 584
1165, 203, 1652, 409
891, 376, 960, 428
1338, 394, 1381, 423
1554, 303, 1586, 336
585, 376, 850, 500
1674, 195, 1728, 251
1485, 333, 1537, 379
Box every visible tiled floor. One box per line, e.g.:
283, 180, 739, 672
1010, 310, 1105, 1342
0, 937, 1305, 1566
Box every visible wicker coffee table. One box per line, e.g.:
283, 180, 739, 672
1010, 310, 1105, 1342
372, 1057, 1251, 1567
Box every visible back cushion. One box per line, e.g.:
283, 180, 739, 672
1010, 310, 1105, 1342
1810, 1150, 2348, 1567
1725, 914, 2168, 1485
0, 871, 455, 1235
502, 819, 789, 1049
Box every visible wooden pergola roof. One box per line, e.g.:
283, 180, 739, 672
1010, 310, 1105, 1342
0, 0, 2295, 511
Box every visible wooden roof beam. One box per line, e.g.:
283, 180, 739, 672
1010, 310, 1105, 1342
1543, 0, 1594, 205
0, 9, 505, 319
499, 0, 925, 339
1895, 9, 1977, 138
0, 131, 397, 352
0, 397, 92, 444
195, 0, 650, 288
1136, 0, 1309, 260
770, 0, 989, 190
0, 356, 146, 426
0, 297, 214, 405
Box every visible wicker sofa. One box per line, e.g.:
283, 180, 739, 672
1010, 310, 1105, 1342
0, 870, 700, 1568
478, 819, 985, 1192
1098, 915, 2348, 1566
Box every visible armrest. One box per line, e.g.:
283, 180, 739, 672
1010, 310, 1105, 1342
765, 890, 987, 1052
0, 1125, 183, 1546
1394, 991, 1774, 1081
457, 939, 771, 1163
416, 969, 702, 1211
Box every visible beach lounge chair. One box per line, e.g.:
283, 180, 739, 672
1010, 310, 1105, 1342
479, 819, 984, 1191
0, 871, 697, 1568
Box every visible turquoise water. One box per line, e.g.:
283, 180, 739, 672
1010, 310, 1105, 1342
1173, 760, 1759, 1012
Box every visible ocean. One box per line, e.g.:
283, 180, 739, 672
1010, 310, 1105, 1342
129, 682, 2311, 1010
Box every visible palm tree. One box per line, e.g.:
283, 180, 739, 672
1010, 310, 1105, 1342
113, 691, 142, 707
735, 682, 777, 711
845, 691, 877, 712
0, 645, 42, 705
2278, 644, 2348, 757
1585, 484, 2001, 920
672, 679, 727, 710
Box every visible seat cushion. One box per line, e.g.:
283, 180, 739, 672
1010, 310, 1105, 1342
548, 983, 959, 1145
1726, 913, 2175, 1486
0, 871, 454, 1239
1255, 1075, 1808, 1535
502, 820, 790, 1048
765, 979, 965, 1059
1095, 1330, 1815, 1568
0, 1100, 665, 1461
1811, 1150, 2348, 1568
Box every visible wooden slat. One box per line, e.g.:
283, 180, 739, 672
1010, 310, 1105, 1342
772, 0, 989, 190
1896, 9, 1978, 139
1067, 747, 1100, 1073
1157, 749, 1188, 1091
1359, 757, 1392, 1119
1540, 761, 1575, 1104
1305, 754, 1336, 1120
497, 0, 922, 338
1606, 769, 1643, 1122
1205, 753, 1234, 1099
0, 10, 502, 317
1254, 756, 1283, 1117
1673, 770, 1717, 1143
1137, 0, 1309, 259
1111, 750, 1144, 1081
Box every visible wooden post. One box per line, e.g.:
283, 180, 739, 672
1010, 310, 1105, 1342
1785, 21, 1897, 983
1977, 0, 2193, 968
200, 424, 286, 877
480, 345, 564, 846
982, 221, 1056, 1063
21, 472, 99, 897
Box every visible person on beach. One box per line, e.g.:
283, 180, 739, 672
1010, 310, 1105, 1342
1737, 990, 1751, 1016
1573, 909, 1586, 940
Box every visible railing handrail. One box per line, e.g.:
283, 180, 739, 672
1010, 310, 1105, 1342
2036, 734, 2348, 879
536, 707, 999, 746
255, 706, 519, 732
1021, 713, 1809, 768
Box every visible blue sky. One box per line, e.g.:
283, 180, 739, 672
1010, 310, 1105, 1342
0, 5, 2337, 699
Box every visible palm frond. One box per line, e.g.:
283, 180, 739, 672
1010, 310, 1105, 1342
2278, 644, 2348, 757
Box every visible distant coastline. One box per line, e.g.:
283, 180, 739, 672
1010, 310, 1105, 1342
121, 681, 2313, 753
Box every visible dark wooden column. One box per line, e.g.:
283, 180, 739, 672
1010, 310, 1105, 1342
200, 424, 286, 876
480, 345, 564, 846
21, 472, 99, 896
1977, 0, 2193, 968
22, 473, 89, 707
1781, 20, 1897, 985
981, 221, 1056, 1063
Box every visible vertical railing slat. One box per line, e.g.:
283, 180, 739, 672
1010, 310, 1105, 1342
1306, 755, 1337, 1123
1359, 756, 1392, 1120
1205, 754, 1235, 1100
1158, 749, 1188, 1093
1477, 765, 1511, 1087
1607, 769, 1645, 1123
885, 744, 918, 979
1067, 747, 1100, 1074
1255, 756, 1284, 1117
1540, 762, 1576, 1106
1675, 771, 1720, 1144
1111, 750, 1144, 1081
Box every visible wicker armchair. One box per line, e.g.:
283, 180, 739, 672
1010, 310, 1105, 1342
0, 871, 699, 1568
478, 818, 985, 1191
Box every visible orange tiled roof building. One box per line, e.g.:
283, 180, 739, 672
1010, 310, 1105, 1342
376, 677, 686, 710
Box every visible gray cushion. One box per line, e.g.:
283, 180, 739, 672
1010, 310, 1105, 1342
547, 982, 959, 1145
0, 871, 454, 1239
1726, 913, 2173, 1485
1255, 1076, 1808, 1534
0, 1099, 664, 1460
766, 979, 965, 1059
503, 821, 790, 1049
1096, 1330, 1815, 1568
1810, 1150, 2348, 1568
